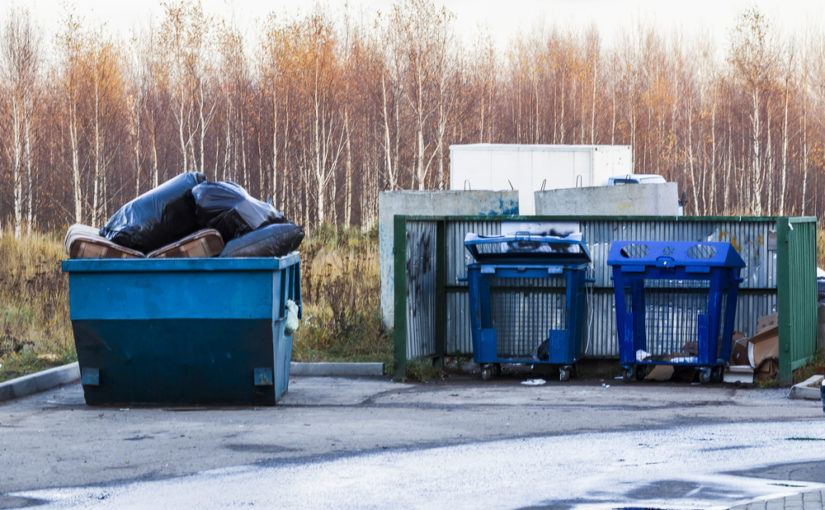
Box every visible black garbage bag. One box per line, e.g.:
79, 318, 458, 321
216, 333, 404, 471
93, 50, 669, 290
220, 222, 304, 258
99, 172, 205, 253
192, 181, 285, 241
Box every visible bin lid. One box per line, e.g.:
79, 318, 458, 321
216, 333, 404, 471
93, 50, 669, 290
607, 241, 745, 270
464, 232, 591, 265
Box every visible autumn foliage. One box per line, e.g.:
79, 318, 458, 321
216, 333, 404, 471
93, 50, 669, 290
0, 2, 823, 237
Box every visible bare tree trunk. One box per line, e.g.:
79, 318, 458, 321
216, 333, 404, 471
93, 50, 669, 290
381, 75, 396, 190
70, 100, 82, 223
590, 60, 597, 144
344, 108, 352, 226
178, 99, 188, 173
24, 108, 33, 234
724, 112, 732, 213
92, 69, 101, 228
780, 77, 789, 215
134, 98, 142, 198
751, 90, 762, 215
801, 100, 808, 215
709, 104, 716, 215
151, 127, 159, 188
687, 104, 698, 215
271, 85, 278, 201
12, 97, 23, 238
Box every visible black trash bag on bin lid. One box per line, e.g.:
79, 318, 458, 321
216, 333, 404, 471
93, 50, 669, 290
220, 222, 304, 258
99, 172, 205, 253
192, 181, 285, 241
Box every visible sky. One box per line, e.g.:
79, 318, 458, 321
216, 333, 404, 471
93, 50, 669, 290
3, 0, 825, 55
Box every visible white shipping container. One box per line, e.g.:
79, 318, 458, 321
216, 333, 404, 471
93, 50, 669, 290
449, 144, 633, 214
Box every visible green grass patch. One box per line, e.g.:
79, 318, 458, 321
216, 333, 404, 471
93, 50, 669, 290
292, 223, 392, 365
0, 230, 76, 382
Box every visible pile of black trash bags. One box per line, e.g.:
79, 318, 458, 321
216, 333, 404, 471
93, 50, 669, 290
97, 172, 303, 258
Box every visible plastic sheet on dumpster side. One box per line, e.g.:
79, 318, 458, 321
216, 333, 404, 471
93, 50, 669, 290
219, 222, 304, 258
192, 181, 286, 242
99, 172, 205, 253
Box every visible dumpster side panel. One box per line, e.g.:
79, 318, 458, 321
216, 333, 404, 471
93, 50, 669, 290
68, 271, 274, 320
74, 319, 276, 405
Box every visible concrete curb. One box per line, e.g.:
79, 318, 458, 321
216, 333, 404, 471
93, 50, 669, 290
290, 362, 385, 377
0, 362, 80, 402
789, 374, 824, 400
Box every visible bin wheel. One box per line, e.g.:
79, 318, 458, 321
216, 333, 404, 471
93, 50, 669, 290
622, 366, 634, 382
711, 366, 724, 383
699, 367, 712, 384
635, 365, 647, 381
559, 366, 572, 382
481, 365, 495, 381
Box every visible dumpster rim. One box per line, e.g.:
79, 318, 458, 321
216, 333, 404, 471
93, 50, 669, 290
61, 252, 300, 273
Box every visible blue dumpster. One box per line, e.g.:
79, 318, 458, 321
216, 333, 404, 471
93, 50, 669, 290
464, 233, 592, 381
607, 241, 744, 383
61, 255, 301, 405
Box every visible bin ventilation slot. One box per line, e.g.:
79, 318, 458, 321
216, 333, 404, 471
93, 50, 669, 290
688, 244, 717, 259
620, 244, 649, 258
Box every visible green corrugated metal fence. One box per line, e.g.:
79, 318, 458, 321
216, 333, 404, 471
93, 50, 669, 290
777, 217, 819, 383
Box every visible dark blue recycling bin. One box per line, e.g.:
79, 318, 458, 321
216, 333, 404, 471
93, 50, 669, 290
61, 255, 301, 405
607, 241, 744, 383
465, 233, 592, 381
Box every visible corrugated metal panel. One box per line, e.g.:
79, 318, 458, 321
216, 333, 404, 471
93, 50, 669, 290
489, 277, 567, 358
405, 221, 437, 359
580, 220, 776, 289
411, 217, 782, 360
782, 219, 818, 373
582, 290, 777, 357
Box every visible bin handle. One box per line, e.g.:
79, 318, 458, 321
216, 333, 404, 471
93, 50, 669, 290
457, 276, 468, 282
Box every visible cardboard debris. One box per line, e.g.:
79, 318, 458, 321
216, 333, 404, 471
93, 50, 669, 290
747, 325, 779, 368
730, 332, 749, 366
755, 357, 779, 381
644, 365, 674, 381
756, 312, 778, 333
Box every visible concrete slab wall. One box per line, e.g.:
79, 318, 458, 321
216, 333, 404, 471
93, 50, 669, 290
379, 190, 518, 329
534, 183, 680, 216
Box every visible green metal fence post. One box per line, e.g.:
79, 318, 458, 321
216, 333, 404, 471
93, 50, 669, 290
435, 219, 447, 364
776, 217, 792, 384
393, 215, 408, 380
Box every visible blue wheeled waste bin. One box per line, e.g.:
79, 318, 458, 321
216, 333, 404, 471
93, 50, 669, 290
607, 241, 744, 383
464, 232, 592, 381
61, 254, 301, 405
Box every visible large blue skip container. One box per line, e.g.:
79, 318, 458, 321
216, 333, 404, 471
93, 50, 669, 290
61, 254, 301, 406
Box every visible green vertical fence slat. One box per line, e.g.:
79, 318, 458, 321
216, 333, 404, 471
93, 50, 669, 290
393, 215, 408, 380
777, 217, 792, 383
435, 220, 447, 362
777, 217, 818, 384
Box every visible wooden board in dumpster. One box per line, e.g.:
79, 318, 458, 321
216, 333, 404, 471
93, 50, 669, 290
64, 224, 145, 259
146, 228, 224, 258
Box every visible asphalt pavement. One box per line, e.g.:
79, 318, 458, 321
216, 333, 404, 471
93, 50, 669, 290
1, 374, 823, 509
